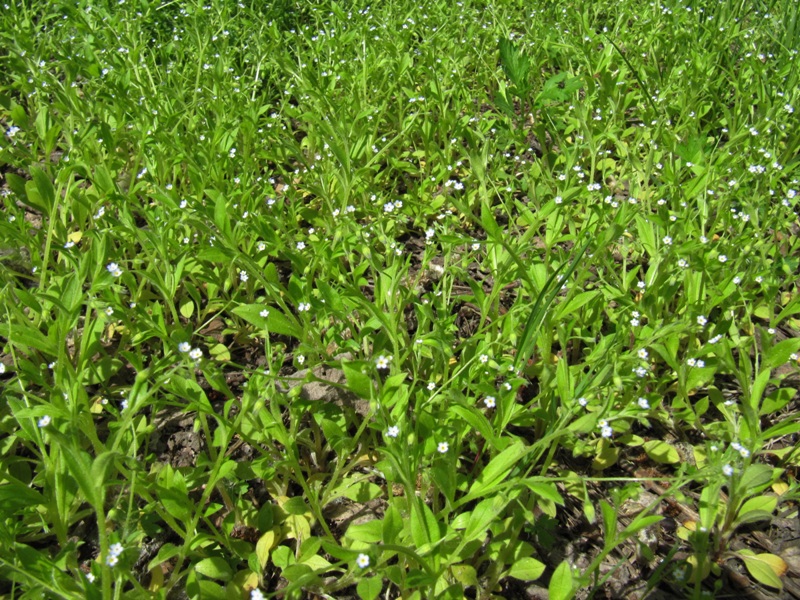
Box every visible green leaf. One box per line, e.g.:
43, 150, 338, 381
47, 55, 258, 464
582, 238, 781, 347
382, 505, 403, 545
450, 564, 478, 587
737, 464, 775, 494
642, 440, 680, 464
410, 500, 442, 548
342, 360, 374, 400
194, 557, 233, 581
499, 38, 530, 94
557, 291, 600, 320
761, 388, 796, 416
736, 495, 777, 526
30, 166, 56, 215
508, 557, 546, 581
357, 576, 383, 600
147, 543, 182, 571
232, 304, 302, 339
346, 520, 383, 544
737, 550, 786, 590
549, 560, 574, 600
463, 496, 508, 544
764, 338, 800, 370
462, 441, 526, 504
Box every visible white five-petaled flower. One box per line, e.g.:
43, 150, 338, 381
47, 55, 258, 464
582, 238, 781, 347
260, 309, 269, 318
106, 262, 123, 277
188, 348, 203, 360
662, 236, 672, 246
637, 397, 650, 409
718, 255, 727, 263
577, 397, 588, 407
178, 342, 191, 353
296, 241, 306, 250
356, 553, 370, 568
0, 363, 5, 374
251, 589, 265, 600
427, 382, 436, 391
109, 543, 124, 557
479, 354, 489, 364
105, 307, 114, 316
637, 348, 649, 360
722, 464, 734, 477
484, 396, 496, 408
297, 302, 311, 312
86, 573, 96, 583
106, 554, 118, 567
437, 441, 449, 453
375, 355, 391, 370
386, 425, 399, 438
38, 415, 51, 428
697, 315, 707, 326
239, 270, 248, 282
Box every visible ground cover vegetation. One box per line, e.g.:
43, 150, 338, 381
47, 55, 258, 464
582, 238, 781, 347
1, 0, 799, 598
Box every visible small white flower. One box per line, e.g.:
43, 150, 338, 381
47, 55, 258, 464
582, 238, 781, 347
106, 262, 123, 277
297, 302, 311, 312
105, 307, 114, 316
722, 464, 734, 477
696, 359, 705, 368
356, 553, 370, 568
296, 355, 305, 365
0, 363, 5, 374
697, 315, 707, 326
260, 309, 269, 318
733, 276, 741, 285
600, 425, 613, 438
375, 355, 391, 370
109, 543, 124, 557
687, 358, 697, 367
296, 241, 306, 250
718, 255, 727, 263
634, 366, 648, 378
662, 236, 672, 246
699, 235, 708, 244
637, 397, 650, 409
484, 396, 496, 408
86, 573, 96, 583
239, 270, 249, 282
479, 354, 489, 364
189, 348, 203, 360
257, 241, 266, 252
637, 348, 649, 360
437, 441, 449, 453
120, 399, 128, 411
386, 425, 400, 438
106, 554, 118, 567
739, 447, 750, 458
251, 589, 265, 600
38, 415, 51, 428
577, 397, 588, 407
630, 318, 640, 327
427, 382, 436, 391
178, 342, 191, 353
